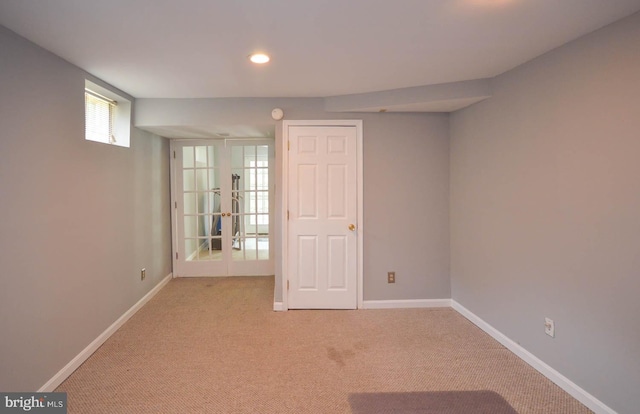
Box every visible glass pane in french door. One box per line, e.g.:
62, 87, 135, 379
230, 144, 270, 262
182, 145, 223, 262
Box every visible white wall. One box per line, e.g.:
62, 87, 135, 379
450, 12, 640, 413
136, 100, 451, 303
0, 26, 172, 391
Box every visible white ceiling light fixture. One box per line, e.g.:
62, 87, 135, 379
249, 53, 270, 64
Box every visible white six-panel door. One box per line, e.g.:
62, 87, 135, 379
287, 126, 358, 309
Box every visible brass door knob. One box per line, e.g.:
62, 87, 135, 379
348, 224, 356, 231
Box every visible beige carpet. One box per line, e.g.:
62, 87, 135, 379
56, 277, 592, 413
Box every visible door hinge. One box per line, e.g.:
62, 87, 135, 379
287, 280, 289, 290
174, 201, 177, 209
173, 150, 176, 159
287, 141, 290, 151
175, 252, 178, 260
287, 210, 289, 220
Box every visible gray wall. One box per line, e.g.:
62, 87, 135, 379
450, 12, 640, 413
360, 113, 450, 301
136, 100, 451, 303
0, 26, 172, 391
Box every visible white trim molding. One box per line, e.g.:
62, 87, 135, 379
39, 273, 173, 392
362, 299, 452, 309
451, 301, 617, 414
273, 302, 284, 311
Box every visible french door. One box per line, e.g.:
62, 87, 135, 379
171, 139, 274, 277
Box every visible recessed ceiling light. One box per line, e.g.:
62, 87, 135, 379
249, 53, 270, 64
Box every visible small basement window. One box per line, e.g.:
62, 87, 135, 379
84, 79, 131, 147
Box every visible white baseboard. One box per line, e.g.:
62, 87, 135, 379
39, 273, 173, 392
362, 299, 452, 309
451, 300, 617, 414
273, 301, 284, 311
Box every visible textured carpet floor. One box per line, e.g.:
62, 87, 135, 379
56, 277, 592, 413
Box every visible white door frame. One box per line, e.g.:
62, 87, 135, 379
279, 120, 363, 310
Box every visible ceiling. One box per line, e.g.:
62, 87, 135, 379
1, 0, 640, 104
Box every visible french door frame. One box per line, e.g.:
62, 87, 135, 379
278, 120, 363, 310
170, 138, 275, 277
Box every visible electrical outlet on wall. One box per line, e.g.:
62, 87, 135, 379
387, 271, 396, 283
544, 317, 555, 337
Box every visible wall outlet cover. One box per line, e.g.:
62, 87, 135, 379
545, 317, 555, 338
